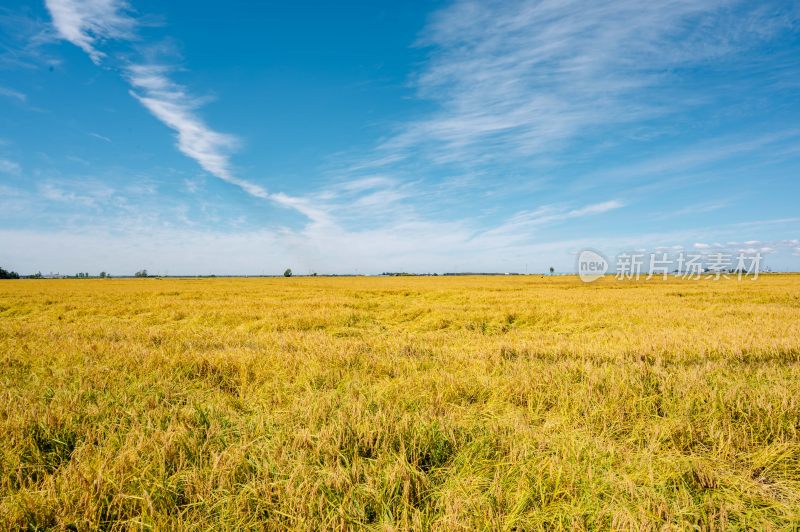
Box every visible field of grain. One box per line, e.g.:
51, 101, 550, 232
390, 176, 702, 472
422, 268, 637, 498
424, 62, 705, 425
1, 276, 799, 529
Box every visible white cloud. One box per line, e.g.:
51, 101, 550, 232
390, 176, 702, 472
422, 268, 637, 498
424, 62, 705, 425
650, 200, 731, 221
44, 0, 135, 64
38, 181, 115, 208
126, 64, 243, 186
473, 199, 624, 246
568, 200, 624, 217
335, 176, 397, 193
39, 183, 95, 207
0, 158, 21, 175
0, 86, 27, 102
184, 178, 201, 194
575, 130, 800, 192
44, 0, 291, 211
496, 199, 622, 230
693, 242, 710, 249
89, 132, 112, 143
267, 192, 332, 225
374, 0, 793, 165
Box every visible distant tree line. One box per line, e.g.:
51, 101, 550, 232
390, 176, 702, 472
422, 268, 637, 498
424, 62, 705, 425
0, 269, 117, 279
0, 266, 20, 279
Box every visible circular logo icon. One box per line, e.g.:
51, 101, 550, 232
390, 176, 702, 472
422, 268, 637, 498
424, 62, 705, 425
576, 249, 608, 282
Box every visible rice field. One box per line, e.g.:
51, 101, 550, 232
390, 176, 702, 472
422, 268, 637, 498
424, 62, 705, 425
1, 275, 799, 529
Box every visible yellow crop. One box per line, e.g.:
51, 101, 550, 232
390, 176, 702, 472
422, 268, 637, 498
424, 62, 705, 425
1, 276, 799, 529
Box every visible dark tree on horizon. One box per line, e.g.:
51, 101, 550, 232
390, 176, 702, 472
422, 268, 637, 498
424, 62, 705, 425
0, 267, 20, 279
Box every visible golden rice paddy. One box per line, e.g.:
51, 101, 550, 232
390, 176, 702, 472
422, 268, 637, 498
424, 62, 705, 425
1, 275, 799, 529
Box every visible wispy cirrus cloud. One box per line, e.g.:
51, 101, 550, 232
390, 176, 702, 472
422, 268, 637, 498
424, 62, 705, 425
126, 64, 247, 189
650, 200, 732, 222
44, 0, 134, 64
38, 181, 114, 208
0, 7, 62, 70
0, 85, 26, 102
573, 129, 800, 192
375, 0, 795, 166
43, 0, 407, 231
475, 199, 625, 246
0, 158, 21, 175
88, 132, 111, 143
43, 0, 288, 210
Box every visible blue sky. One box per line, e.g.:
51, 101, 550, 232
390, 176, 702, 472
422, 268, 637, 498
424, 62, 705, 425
0, 0, 799, 275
